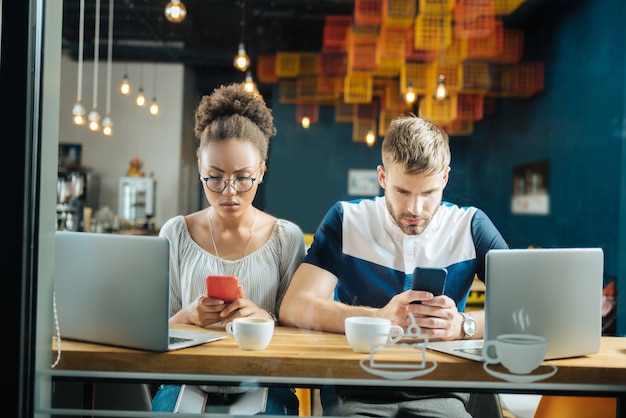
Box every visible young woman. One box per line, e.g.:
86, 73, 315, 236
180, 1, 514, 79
152, 83, 305, 415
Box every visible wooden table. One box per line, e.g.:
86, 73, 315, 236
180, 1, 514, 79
49, 324, 626, 395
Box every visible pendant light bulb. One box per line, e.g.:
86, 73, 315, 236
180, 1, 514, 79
120, 74, 131, 95
88, 109, 101, 132
301, 116, 311, 129
366, 129, 376, 147
164, 0, 187, 23
243, 71, 256, 93
435, 74, 447, 101
405, 82, 416, 105
149, 98, 160, 115
136, 88, 146, 107
233, 43, 251, 72
72, 102, 86, 126
101, 115, 113, 136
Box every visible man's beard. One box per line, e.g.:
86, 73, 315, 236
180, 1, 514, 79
386, 199, 433, 236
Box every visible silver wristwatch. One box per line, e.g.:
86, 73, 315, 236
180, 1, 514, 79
460, 312, 477, 338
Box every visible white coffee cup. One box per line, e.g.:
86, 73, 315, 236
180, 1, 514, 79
482, 333, 548, 374
344, 316, 404, 354
226, 317, 275, 351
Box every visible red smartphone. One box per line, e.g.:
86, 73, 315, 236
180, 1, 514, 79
205, 275, 240, 302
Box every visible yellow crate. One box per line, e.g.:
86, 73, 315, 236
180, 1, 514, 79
275, 52, 300, 78
419, 94, 458, 125
382, 0, 416, 28
277, 79, 297, 104
401, 62, 437, 95
352, 118, 377, 142
343, 74, 374, 103
495, 0, 525, 15
413, 13, 452, 50
299, 53, 320, 76
418, 0, 455, 14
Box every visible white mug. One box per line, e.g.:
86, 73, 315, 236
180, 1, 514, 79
483, 333, 548, 374
226, 317, 275, 351
344, 316, 404, 354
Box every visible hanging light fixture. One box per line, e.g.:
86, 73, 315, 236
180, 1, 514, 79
102, 0, 114, 137
243, 70, 257, 94
233, 0, 250, 72
301, 116, 311, 129
366, 129, 376, 147
119, 63, 131, 95
435, 2, 448, 101
136, 64, 146, 107
149, 65, 160, 116
164, 0, 187, 23
72, 0, 86, 126
405, 81, 417, 105
88, 0, 102, 132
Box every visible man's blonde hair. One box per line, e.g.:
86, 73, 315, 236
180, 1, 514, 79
381, 114, 450, 175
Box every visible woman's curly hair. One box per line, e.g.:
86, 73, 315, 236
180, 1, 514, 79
194, 83, 276, 160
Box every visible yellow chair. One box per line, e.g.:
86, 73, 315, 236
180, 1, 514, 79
295, 387, 311, 416
532, 396, 616, 418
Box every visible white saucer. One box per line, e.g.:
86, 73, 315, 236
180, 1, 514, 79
359, 358, 437, 380
483, 363, 557, 383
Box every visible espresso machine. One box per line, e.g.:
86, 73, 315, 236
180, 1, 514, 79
56, 168, 97, 231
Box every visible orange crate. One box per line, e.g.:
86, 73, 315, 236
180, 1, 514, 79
382, 0, 416, 28
296, 103, 319, 124
467, 21, 503, 59
377, 26, 406, 67
454, 0, 496, 39
491, 28, 524, 63
356, 102, 378, 120
354, 0, 384, 26
419, 0, 455, 14
443, 119, 474, 136
444, 38, 469, 65
335, 97, 356, 122
456, 94, 484, 121
488, 62, 544, 97
320, 51, 347, 76
347, 42, 378, 73
275, 52, 300, 78
414, 13, 452, 50
317, 75, 343, 95
461, 61, 490, 93
343, 73, 374, 103
256, 54, 277, 84
323, 15, 352, 52
419, 94, 458, 125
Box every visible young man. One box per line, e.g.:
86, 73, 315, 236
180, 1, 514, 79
280, 115, 508, 417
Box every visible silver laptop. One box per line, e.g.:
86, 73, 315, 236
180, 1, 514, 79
426, 248, 604, 361
54, 231, 224, 351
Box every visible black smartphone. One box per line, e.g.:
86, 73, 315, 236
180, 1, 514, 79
411, 267, 447, 303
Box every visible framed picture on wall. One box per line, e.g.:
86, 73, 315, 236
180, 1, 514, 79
58, 143, 82, 170
348, 169, 380, 196
511, 159, 550, 215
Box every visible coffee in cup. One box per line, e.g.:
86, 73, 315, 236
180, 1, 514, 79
482, 333, 548, 374
226, 317, 275, 351
344, 316, 404, 354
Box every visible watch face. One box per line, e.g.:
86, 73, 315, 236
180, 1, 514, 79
463, 316, 477, 336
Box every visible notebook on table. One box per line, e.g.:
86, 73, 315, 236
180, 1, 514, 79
425, 247, 604, 361
54, 231, 224, 351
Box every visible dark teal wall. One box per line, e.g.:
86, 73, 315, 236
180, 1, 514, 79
262, 0, 625, 334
